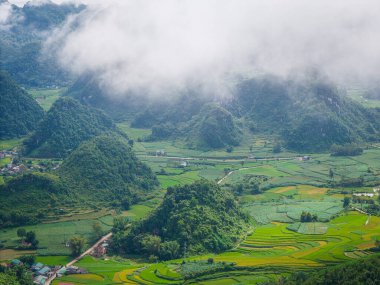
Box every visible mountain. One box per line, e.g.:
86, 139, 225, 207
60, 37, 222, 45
230, 76, 380, 151
184, 103, 242, 149
58, 134, 158, 204
66, 74, 380, 152
0, 172, 71, 228
64, 74, 138, 121
0, 135, 157, 228
23, 97, 119, 157
0, 71, 44, 139
123, 180, 248, 256
0, 1, 85, 87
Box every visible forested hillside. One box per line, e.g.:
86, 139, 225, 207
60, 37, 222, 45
23, 97, 118, 158
67, 74, 380, 152
232, 77, 380, 151
119, 181, 248, 258
0, 135, 157, 228
59, 134, 158, 204
0, 172, 71, 228
0, 71, 44, 139
184, 104, 242, 149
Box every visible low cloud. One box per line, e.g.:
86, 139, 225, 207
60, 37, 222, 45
45, 0, 380, 97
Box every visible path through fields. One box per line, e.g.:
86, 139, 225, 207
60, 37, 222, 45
46, 232, 113, 285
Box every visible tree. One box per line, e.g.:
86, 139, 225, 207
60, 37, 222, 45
329, 168, 334, 180
343, 197, 351, 208
17, 229, 26, 239
158, 241, 180, 260
24, 231, 38, 248
141, 235, 161, 256
250, 182, 261, 195
273, 142, 281, 153
112, 216, 129, 233
0, 272, 20, 285
19, 255, 35, 267
68, 236, 86, 257
92, 222, 103, 240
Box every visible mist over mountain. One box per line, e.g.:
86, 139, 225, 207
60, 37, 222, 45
0, 0, 84, 87
46, 0, 380, 98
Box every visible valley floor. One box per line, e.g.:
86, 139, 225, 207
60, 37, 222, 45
1, 124, 380, 284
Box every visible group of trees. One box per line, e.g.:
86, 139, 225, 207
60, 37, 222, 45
16, 229, 39, 249
330, 144, 364, 157
68, 236, 86, 257
269, 254, 380, 285
112, 181, 248, 259
0, 135, 158, 229
300, 211, 318, 223
58, 134, 158, 204
0, 265, 33, 285
130, 234, 181, 261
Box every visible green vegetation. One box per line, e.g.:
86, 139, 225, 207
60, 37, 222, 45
121, 181, 248, 257
68, 236, 87, 257
59, 134, 158, 204
330, 144, 364, 156
0, 71, 44, 139
0, 172, 71, 228
0, 135, 158, 228
185, 104, 242, 149
0, 265, 32, 285
274, 253, 380, 285
23, 97, 119, 158
28, 88, 66, 111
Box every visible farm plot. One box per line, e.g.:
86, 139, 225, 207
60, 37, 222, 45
0, 218, 112, 257
243, 200, 343, 224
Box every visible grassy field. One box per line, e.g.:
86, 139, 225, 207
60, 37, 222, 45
0, 214, 113, 258
347, 87, 380, 109
0, 138, 24, 150
53, 212, 380, 285
28, 87, 66, 111
2, 122, 380, 284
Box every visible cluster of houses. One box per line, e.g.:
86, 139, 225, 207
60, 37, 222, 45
0, 149, 60, 176
5, 259, 87, 285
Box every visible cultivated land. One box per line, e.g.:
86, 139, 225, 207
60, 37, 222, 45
1, 122, 380, 284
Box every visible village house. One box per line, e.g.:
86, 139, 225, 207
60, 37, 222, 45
33, 275, 47, 285
91, 242, 108, 257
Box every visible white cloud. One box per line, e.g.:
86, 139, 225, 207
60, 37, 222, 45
45, 0, 380, 97
0, 2, 13, 27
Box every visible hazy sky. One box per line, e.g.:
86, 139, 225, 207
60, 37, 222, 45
12, 0, 380, 97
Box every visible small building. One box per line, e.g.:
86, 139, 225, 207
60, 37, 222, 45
37, 266, 51, 276
11, 259, 22, 266
31, 262, 44, 271
33, 275, 47, 285
155, 150, 166, 156
57, 267, 67, 277
92, 244, 107, 257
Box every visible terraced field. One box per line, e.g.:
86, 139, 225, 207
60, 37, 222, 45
54, 211, 379, 285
